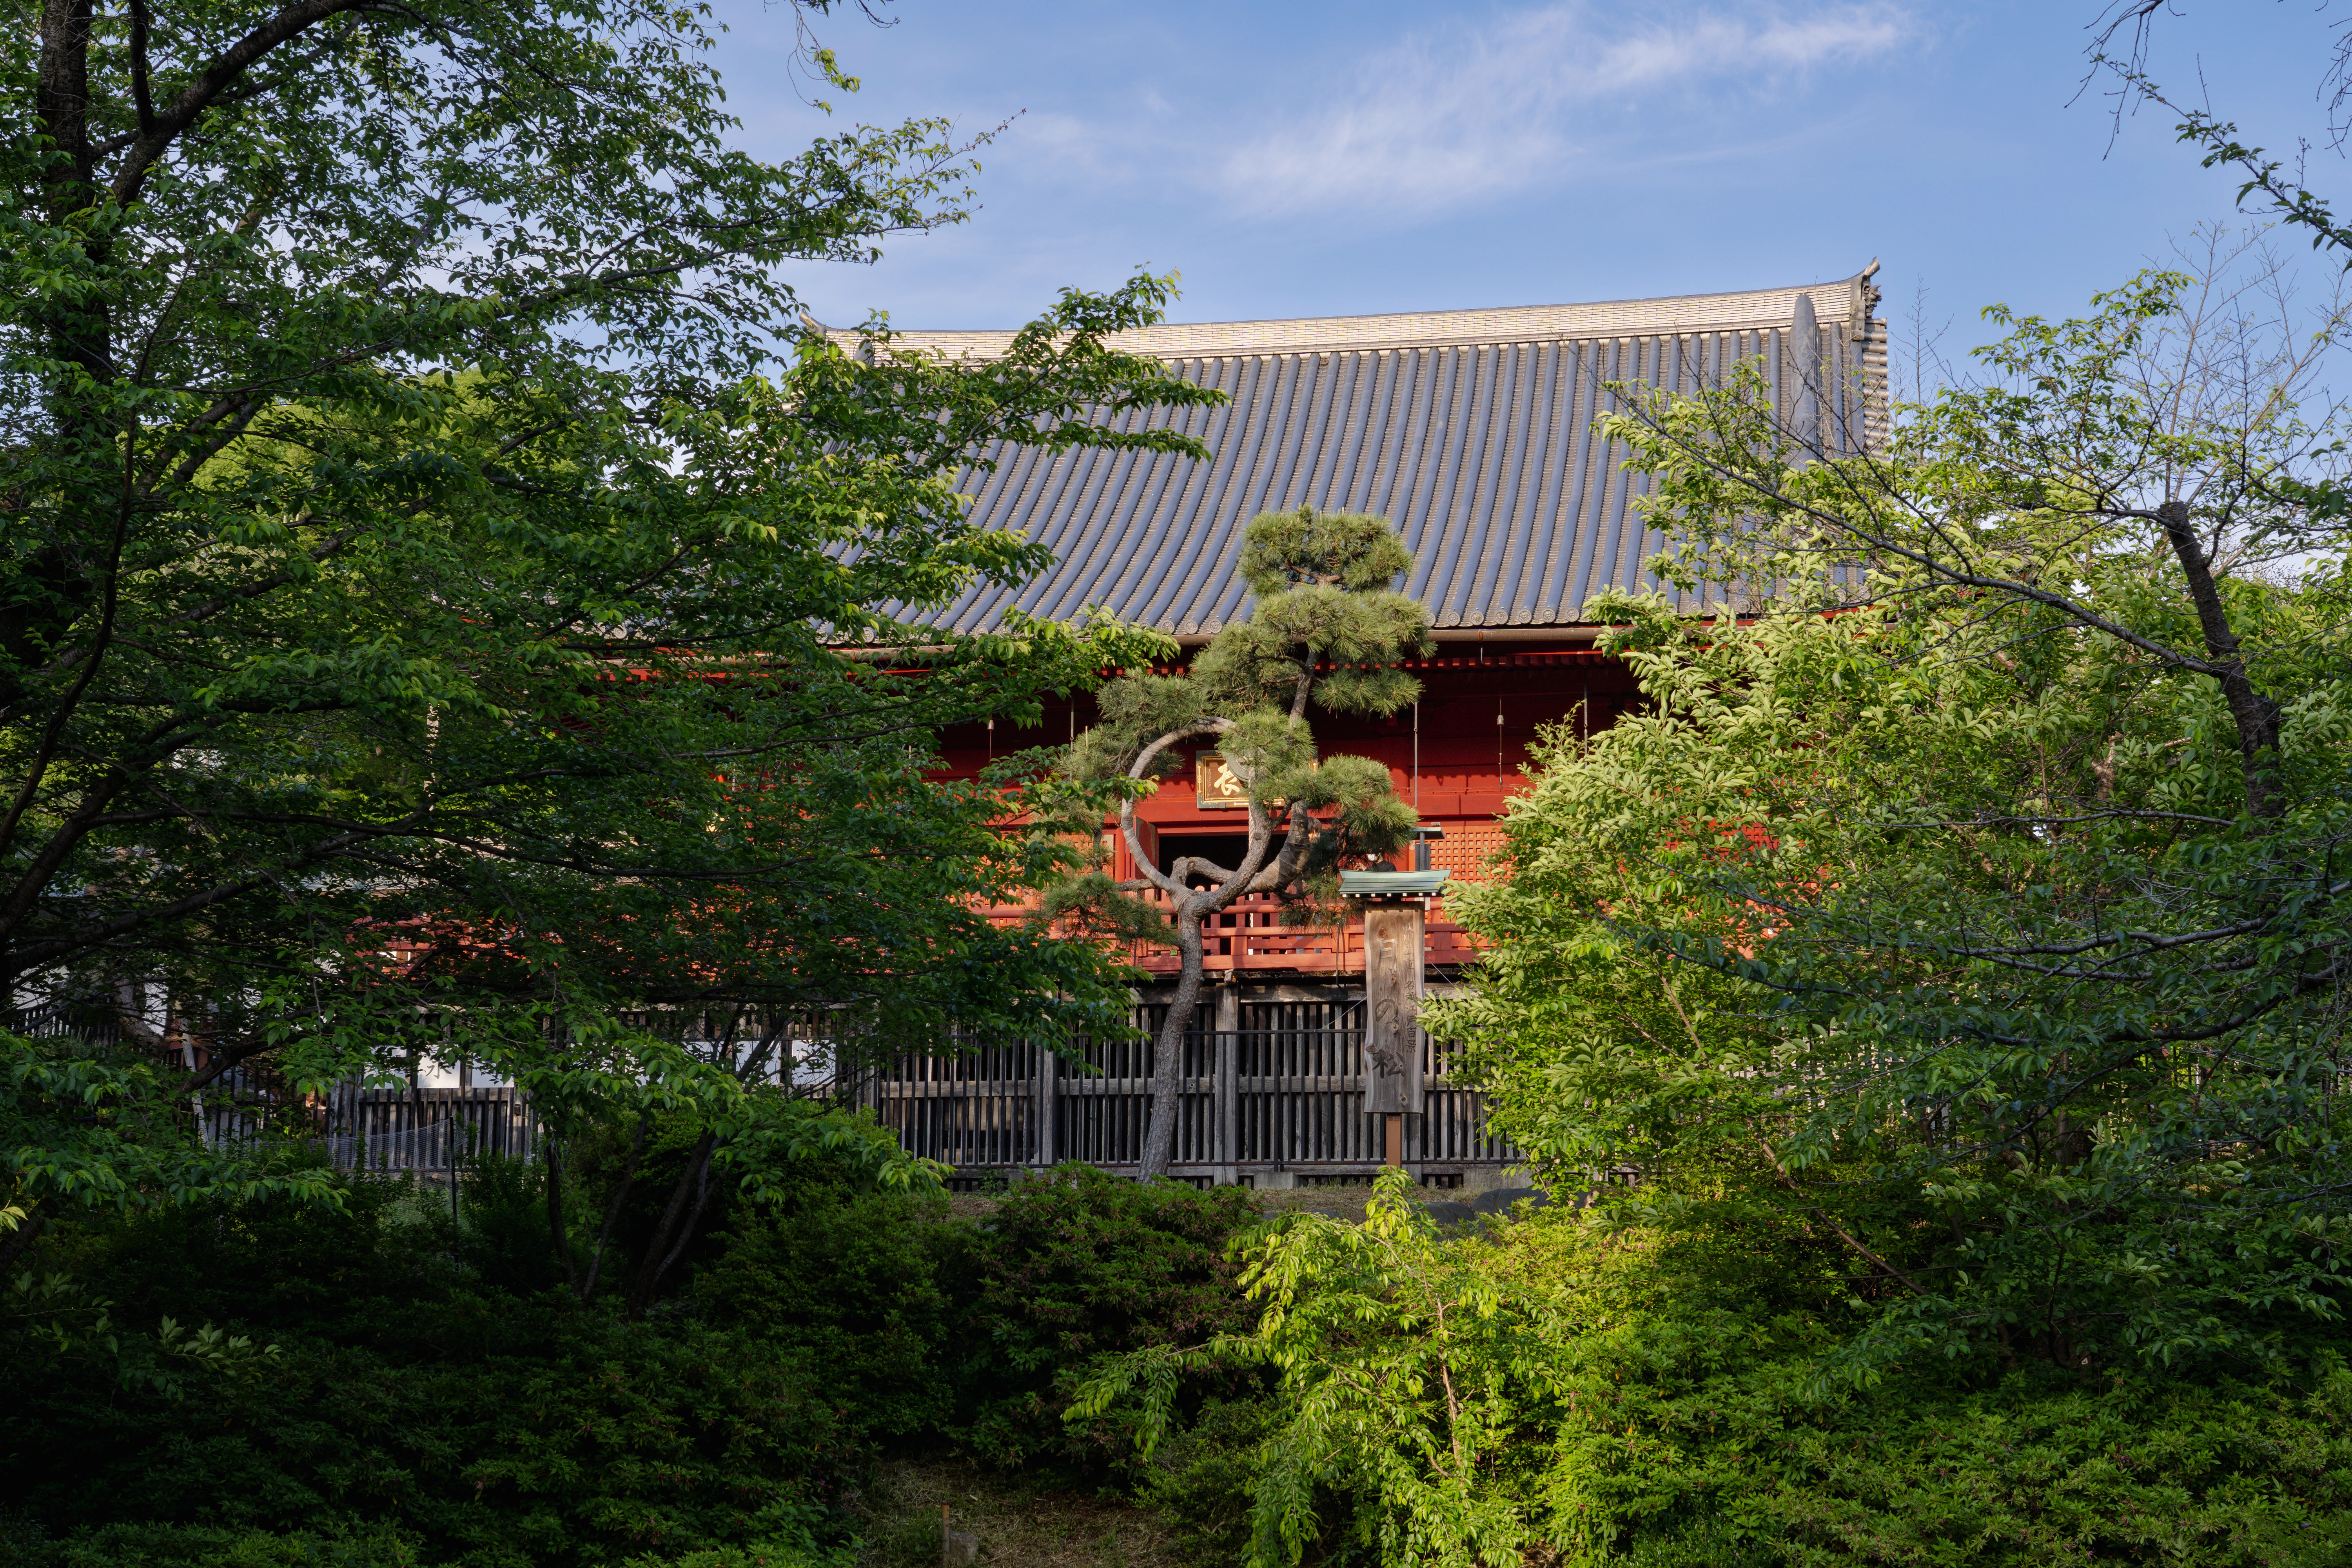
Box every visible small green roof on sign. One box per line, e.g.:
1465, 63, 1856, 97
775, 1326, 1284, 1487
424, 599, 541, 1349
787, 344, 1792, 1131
1337, 869, 1452, 897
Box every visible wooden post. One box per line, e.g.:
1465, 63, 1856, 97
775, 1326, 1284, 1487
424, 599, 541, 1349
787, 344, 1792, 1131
1363, 901, 1426, 1173
1214, 982, 1239, 1177
1034, 1037, 1058, 1170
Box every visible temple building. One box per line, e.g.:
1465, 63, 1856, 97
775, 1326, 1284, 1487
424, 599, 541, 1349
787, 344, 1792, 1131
864, 267, 1887, 1183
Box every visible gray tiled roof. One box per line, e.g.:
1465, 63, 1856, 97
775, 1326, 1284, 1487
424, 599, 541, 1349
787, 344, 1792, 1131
882, 270, 1884, 636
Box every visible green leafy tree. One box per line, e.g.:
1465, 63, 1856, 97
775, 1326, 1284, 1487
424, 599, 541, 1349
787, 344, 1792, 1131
1431, 248, 2352, 1378
0, 0, 1221, 1256
1047, 508, 1430, 1178
1082, 1178, 2352, 1567
1073, 1171, 1545, 1568
2, 1028, 340, 1281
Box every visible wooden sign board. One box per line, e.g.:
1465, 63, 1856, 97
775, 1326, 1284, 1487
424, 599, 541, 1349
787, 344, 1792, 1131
1194, 750, 1249, 810
1196, 750, 1311, 811
1362, 903, 1425, 1115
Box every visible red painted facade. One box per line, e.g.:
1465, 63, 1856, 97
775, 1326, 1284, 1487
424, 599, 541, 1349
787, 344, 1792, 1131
936, 645, 1640, 977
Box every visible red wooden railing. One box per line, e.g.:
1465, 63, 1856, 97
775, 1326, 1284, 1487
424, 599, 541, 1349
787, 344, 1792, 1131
978, 887, 1482, 975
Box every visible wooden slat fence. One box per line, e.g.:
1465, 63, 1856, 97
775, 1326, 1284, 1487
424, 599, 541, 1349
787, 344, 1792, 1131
198, 1084, 538, 1178
17, 998, 1511, 1184
5, 999, 124, 1047
857, 1025, 1515, 1180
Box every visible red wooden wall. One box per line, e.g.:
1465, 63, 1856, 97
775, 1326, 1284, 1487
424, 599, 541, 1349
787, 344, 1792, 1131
931, 646, 1640, 976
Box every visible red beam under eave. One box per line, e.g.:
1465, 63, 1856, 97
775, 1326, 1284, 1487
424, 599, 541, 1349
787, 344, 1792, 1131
932, 649, 1645, 796
937, 650, 1646, 974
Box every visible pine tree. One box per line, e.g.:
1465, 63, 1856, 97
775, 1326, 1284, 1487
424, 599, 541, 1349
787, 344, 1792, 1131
1046, 508, 1431, 1178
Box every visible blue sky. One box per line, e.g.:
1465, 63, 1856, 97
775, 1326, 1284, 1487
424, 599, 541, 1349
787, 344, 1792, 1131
724, 2, 2346, 375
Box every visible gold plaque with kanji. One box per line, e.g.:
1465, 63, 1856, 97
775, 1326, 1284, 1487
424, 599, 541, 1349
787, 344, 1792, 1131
1194, 750, 1248, 809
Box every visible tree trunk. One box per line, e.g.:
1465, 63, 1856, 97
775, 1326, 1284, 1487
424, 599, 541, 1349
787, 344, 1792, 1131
577, 1114, 649, 1304
544, 1139, 577, 1292
626, 1130, 718, 1318
1137, 901, 1208, 1178
38, 0, 96, 219
2157, 500, 2283, 818
616, 1027, 771, 1314
1119, 718, 1290, 1181
38, 0, 114, 390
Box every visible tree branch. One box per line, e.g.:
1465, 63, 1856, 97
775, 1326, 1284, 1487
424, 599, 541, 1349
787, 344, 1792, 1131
127, 0, 158, 140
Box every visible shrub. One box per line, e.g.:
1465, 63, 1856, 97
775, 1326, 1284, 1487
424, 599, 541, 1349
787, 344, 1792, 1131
5, 1303, 859, 1568
0, 1520, 420, 1568
4, 1181, 864, 1568
1081, 1174, 2352, 1566
52, 1170, 456, 1342
1131, 1396, 1283, 1566
691, 1187, 955, 1441
0, 1521, 854, 1568
452, 1153, 568, 1299
946, 1165, 1263, 1474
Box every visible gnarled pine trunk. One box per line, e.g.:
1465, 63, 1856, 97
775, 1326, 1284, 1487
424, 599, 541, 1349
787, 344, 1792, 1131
1136, 899, 1208, 1177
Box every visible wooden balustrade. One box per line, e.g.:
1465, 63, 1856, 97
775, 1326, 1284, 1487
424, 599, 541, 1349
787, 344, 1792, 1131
976, 889, 1480, 976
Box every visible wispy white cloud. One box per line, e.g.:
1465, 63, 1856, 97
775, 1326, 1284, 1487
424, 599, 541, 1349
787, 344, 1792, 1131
1216, 3, 1913, 218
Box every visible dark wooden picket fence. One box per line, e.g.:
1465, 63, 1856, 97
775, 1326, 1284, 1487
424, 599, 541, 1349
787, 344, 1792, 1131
310, 1084, 538, 1173
18, 999, 1515, 1186
190, 1082, 537, 1180
853, 1024, 1514, 1185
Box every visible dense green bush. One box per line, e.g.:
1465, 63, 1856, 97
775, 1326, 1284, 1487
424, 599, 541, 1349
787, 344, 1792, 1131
0, 1521, 848, 1568
691, 1187, 956, 1441
21, 1149, 2351, 1568
2, 1178, 862, 1568
0, 1521, 422, 1568
449, 1154, 570, 1299
0, 1160, 1286, 1566
1504, 1210, 2352, 1567
944, 1166, 1266, 1474
690, 1161, 1272, 1470
1130, 1396, 1286, 1565
1080, 1174, 2352, 1567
